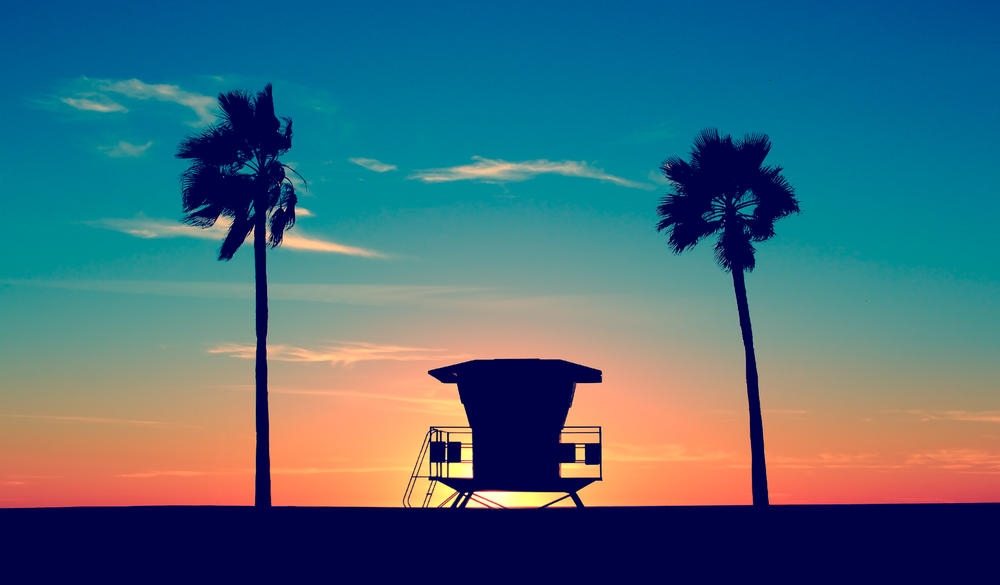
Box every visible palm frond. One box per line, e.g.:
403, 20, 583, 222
656, 193, 716, 253
180, 162, 225, 214
252, 84, 281, 144
268, 183, 297, 248
751, 166, 799, 221
218, 90, 254, 135
181, 164, 255, 221
218, 214, 254, 261
277, 181, 297, 212
737, 133, 772, 169
176, 125, 247, 167
660, 156, 692, 187
182, 203, 222, 227
283, 163, 306, 189
279, 118, 294, 152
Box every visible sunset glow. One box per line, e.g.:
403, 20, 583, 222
1, 0, 998, 508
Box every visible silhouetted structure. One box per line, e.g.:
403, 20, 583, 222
404, 359, 603, 508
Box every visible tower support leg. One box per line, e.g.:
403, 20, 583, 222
569, 491, 584, 508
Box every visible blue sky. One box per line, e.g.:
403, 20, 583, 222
1, 0, 998, 506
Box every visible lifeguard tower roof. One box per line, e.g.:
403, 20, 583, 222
428, 358, 602, 384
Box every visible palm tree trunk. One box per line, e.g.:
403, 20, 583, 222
254, 207, 271, 508
731, 269, 769, 507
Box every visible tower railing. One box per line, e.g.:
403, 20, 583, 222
403, 425, 602, 508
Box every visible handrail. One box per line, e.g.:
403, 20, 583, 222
404, 425, 603, 507
402, 429, 432, 508
403, 426, 604, 508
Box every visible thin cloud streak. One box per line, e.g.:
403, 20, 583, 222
904, 410, 1000, 423
61, 97, 127, 113
59, 77, 216, 125
767, 450, 1000, 472
769, 453, 891, 471
98, 78, 217, 125
273, 388, 461, 415
100, 141, 153, 158
0, 278, 490, 306
905, 449, 1000, 472
273, 466, 411, 475
119, 466, 409, 478
411, 156, 652, 190
208, 341, 467, 366
283, 233, 385, 257
87, 216, 387, 258
118, 470, 228, 479
1, 413, 172, 427
215, 384, 460, 412
349, 157, 397, 173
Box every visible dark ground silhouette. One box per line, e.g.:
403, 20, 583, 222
3, 504, 996, 580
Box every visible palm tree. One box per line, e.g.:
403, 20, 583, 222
176, 83, 301, 508
655, 128, 799, 508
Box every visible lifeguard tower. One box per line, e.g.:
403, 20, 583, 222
403, 358, 603, 508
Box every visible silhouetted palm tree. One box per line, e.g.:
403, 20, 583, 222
176, 84, 301, 508
656, 128, 799, 508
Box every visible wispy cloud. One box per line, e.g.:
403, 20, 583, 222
214, 385, 461, 416
119, 465, 409, 479
276, 388, 459, 414
117, 470, 227, 479
100, 140, 153, 158
98, 78, 216, 125
273, 466, 410, 475
208, 341, 466, 366
281, 232, 385, 257
59, 77, 216, 125
89, 217, 223, 240
711, 408, 811, 418
0, 413, 171, 427
766, 450, 1000, 472
767, 409, 810, 416
0, 279, 490, 307
605, 443, 734, 463
648, 169, 670, 185
904, 410, 1000, 423
411, 156, 652, 189
904, 449, 1000, 473
86, 216, 387, 258
769, 453, 889, 470
60, 96, 127, 113
350, 157, 397, 173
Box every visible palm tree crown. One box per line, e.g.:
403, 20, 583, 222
656, 128, 798, 271
177, 83, 300, 260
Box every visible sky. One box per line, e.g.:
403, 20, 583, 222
1, 0, 998, 507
